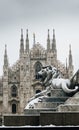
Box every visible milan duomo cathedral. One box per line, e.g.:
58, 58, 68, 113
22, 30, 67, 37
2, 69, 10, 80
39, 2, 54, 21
0, 29, 73, 114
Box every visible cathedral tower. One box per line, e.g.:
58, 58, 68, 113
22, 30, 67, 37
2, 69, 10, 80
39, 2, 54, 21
51, 29, 57, 67
19, 29, 31, 113
68, 44, 74, 79
52, 29, 57, 52
25, 29, 29, 53
20, 29, 24, 58
47, 29, 50, 52
33, 33, 36, 46
3, 45, 9, 113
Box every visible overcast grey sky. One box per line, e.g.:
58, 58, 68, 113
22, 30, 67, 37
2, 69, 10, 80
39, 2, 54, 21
0, 0, 79, 76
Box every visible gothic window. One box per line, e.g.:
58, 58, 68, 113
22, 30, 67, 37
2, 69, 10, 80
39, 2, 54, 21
11, 85, 17, 97
12, 104, 16, 114
34, 62, 42, 79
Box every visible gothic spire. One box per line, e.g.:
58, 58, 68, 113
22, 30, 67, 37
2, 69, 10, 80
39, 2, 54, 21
33, 33, 35, 46
68, 44, 74, 78
26, 29, 28, 39
52, 29, 56, 51
25, 29, 29, 52
48, 29, 50, 39
69, 44, 73, 67
47, 29, 50, 52
21, 28, 23, 39
20, 28, 24, 56
4, 44, 8, 67
53, 29, 55, 39
69, 44, 71, 55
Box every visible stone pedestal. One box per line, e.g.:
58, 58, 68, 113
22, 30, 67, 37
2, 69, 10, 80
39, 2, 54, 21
51, 88, 69, 97
57, 91, 79, 112
57, 104, 79, 112
24, 89, 70, 114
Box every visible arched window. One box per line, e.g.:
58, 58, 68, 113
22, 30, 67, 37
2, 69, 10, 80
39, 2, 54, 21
11, 85, 17, 97
34, 62, 42, 79
36, 89, 41, 94
12, 104, 16, 114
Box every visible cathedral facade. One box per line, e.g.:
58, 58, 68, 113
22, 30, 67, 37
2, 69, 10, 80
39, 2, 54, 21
0, 29, 73, 114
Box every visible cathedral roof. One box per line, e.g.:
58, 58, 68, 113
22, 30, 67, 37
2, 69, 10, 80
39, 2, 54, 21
30, 43, 46, 59
31, 42, 46, 52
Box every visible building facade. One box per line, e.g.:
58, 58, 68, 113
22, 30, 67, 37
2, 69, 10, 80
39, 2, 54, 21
0, 29, 73, 114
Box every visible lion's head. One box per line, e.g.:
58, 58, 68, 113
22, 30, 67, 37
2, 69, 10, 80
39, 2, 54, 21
38, 66, 56, 82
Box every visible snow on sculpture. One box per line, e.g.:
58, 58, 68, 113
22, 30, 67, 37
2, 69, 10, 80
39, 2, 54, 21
25, 95, 48, 109
25, 85, 51, 109
38, 65, 78, 94
25, 65, 79, 109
